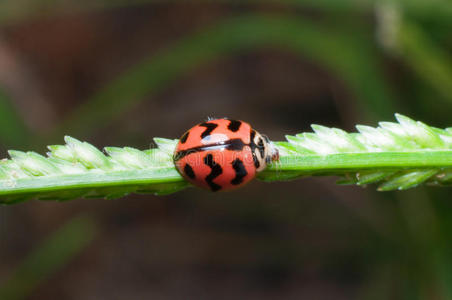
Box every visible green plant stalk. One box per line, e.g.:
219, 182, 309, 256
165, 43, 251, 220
271, 151, 452, 171
1, 114, 452, 204
0, 151, 450, 200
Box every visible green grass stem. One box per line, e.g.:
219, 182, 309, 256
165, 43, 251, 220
0, 114, 451, 204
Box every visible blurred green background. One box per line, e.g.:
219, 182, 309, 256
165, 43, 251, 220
0, 1, 452, 299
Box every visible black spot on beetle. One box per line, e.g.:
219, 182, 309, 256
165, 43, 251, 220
227, 120, 242, 132
184, 163, 196, 179
204, 154, 222, 191
225, 138, 245, 151
231, 158, 247, 185
180, 131, 189, 143
199, 122, 218, 139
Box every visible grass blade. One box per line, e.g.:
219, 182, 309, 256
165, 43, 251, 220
0, 114, 451, 203
0, 215, 97, 300
0, 88, 30, 146
55, 14, 397, 137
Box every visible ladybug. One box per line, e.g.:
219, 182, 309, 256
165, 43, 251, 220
173, 118, 279, 191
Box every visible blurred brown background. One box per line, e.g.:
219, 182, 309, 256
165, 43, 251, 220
0, 1, 452, 299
